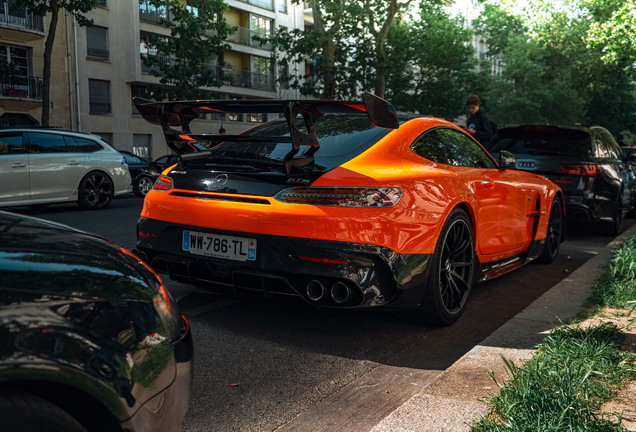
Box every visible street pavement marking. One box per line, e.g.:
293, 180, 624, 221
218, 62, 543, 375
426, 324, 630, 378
183, 299, 241, 318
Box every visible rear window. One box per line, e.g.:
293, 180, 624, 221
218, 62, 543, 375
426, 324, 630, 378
203, 115, 393, 172
487, 128, 593, 157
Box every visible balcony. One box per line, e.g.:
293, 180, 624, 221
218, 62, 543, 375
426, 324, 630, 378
139, 7, 172, 24
0, 3, 44, 40
141, 55, 276, 92
216, 67, 275, 91
0, 76, 42, 100
226, 26, 272, 51
236, 0, 274, 11
87, 47, 109, 61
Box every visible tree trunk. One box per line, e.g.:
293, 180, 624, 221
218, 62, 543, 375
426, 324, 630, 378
42, 0, 58, 127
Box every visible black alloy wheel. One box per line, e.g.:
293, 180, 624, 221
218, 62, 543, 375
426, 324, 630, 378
536, 196, 563, 263
134, 176, 154, 198
77, 172, 114, 210
410, 208, 476, 326
595, 193, 623, 237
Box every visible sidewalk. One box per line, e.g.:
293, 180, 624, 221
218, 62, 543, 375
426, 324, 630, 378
370, 223, 636, 432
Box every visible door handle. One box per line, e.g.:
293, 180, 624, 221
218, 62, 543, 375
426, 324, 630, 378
10, 162, 26, 168
481, 179, 495, 189
67, 161, 80, 166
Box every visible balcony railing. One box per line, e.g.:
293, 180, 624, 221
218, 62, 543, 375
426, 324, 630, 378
216, 67, 275, 91
139, 8, 172, 24
236, 0, 274, 11
87, 47, 109, 61
226, 26, 272, 51
0, 76, 42, 100
90, 102, 111, 114
0, 4, 44, 32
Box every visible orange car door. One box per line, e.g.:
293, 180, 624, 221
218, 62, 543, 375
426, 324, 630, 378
473, 168, 527, 255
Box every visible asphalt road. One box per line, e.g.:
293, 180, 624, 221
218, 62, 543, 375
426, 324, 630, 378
7, 195, 633, 432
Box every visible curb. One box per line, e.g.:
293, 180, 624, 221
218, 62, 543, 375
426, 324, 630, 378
370, 224, 636, 432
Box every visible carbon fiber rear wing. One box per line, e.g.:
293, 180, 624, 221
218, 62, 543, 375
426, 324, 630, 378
133, 92, 398, 175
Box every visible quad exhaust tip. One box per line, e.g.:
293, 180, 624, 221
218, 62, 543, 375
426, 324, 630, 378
331, 282, 351, 304
307, 280, 326, 301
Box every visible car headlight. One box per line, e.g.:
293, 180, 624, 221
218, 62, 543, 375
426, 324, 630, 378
153, 284, 186, 342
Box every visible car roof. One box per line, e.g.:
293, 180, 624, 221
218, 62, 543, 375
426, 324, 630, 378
495, 124, 615, 136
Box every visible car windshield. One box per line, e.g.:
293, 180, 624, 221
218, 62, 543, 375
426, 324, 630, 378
487, 128, 593, 157
202, 114, 394, 172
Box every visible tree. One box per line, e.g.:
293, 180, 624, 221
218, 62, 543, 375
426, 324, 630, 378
384, 2, 477, 119
474, 0, 636, 133
587, 0, 636, 64
141, 0, 233, 101
10, 0, 97, 126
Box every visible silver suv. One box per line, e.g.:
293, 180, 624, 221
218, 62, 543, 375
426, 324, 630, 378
0, 128, 132, 210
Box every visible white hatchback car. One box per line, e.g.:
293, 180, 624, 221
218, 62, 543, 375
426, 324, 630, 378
0, 128, 132, 210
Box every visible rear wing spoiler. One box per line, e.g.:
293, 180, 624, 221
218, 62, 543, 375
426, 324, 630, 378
133, 92, 399, 175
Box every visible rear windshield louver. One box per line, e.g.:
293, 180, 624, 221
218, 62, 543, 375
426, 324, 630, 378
169, 191, 271, 205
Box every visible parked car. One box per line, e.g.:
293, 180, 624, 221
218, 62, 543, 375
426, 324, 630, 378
119, 151, 181, 198
0, 210, 193, 432
131, 94, 563, 326
0, 128, 132, 210
487, 125, 636, 236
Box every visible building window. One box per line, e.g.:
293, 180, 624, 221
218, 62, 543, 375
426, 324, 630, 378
247, 113, 263, 123
89, 79, 111, 114
93, 132, 112, 146
251, 14, 272, 39
87, 26, 109, 60
278, 0, 287, 13
133, 134, 152, 160
228, 113, 242, 122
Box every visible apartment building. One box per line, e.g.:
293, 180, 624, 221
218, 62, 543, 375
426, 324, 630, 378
0, 0, 306, 160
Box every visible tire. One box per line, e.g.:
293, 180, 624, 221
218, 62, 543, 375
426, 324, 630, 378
536, 196, 563, 264
595, 195, 622, 237
134, 176, 154, 198
408, 208, 476, 326
0, 389, 87, 432
77, 172, 114, 210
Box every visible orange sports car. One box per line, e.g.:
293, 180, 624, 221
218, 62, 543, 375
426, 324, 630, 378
132, 93, 564, 326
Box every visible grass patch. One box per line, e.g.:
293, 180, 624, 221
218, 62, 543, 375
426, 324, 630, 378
473, 234, 636, 431
472, 323, 635, 431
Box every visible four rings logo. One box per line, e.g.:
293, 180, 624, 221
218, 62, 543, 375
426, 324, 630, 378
204, 174, 228, 190
517, 161, 536, 168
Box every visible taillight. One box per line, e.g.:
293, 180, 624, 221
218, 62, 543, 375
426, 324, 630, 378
274, 187, 402, 207
153, 175, 174, 191
559, 164, 600, 177
297, 255, 348, 265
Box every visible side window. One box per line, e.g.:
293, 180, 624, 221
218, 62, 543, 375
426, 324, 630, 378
410, 129, 454, 165
592, 131, 611, 158
73, 137, 103, 153
0, 133, 24, 154
410, 128, 496, 168
155, 156, 169, 164
603, 132, 622, 159
27, 133, 67, 153
64, 136, 80, 152
445, 129, 497, 168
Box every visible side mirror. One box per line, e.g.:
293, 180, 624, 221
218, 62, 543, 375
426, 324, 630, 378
499, 150, 516, 170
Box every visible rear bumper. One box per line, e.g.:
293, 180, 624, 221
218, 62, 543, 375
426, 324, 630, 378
133, 217, 431, 312
563, 191, 617, 222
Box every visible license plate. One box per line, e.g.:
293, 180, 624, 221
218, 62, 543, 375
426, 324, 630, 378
182, 230, 256, 261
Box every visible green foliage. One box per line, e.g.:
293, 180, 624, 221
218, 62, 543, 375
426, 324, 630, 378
10, 0, 96, 26
472, 322, 635, 432
474, 1, 636, 134
384, 2, 477, 119
588, 235, 636, 308
142, 0, 233, 101
587, 1, 636, 65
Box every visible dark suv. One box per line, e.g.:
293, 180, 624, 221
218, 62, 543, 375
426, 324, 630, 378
487, 125, 635, 236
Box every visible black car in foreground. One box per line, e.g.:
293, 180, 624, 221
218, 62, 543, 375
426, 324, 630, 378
487, 125, 635, 236
0, 211, 193, 432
